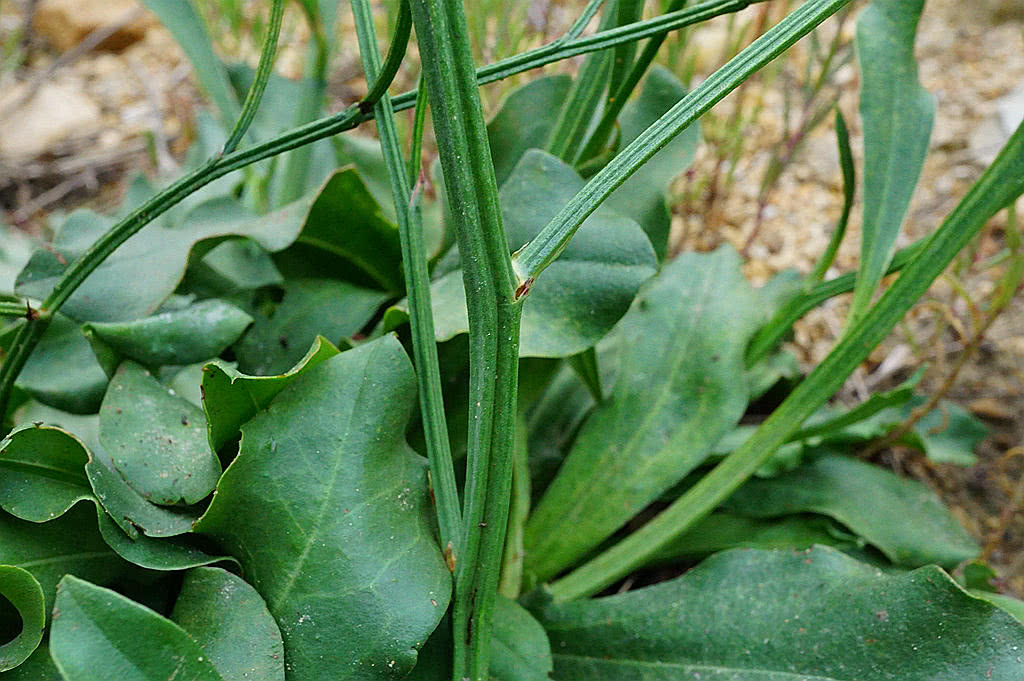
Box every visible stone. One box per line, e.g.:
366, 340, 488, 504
0, 82, 102, 160
33, 0, 156, 52
996, 82, 1024, 137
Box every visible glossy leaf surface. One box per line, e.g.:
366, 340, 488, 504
525, 246, 761, 583
195, 336, 450, 681
538, 547, 1024, 680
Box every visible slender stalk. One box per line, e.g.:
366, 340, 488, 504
407, 75, 429, 184
516, 0, 854, 282
408, 1, 522, 679
0, 0, 758, 422
498, 411, 530, 599
0, 301, 32, 319
806, 109, 854, 286
745, 238, 928, 366
549, 119, 1024, 602
350, 0, 461, 555
361, 0, 413, 110
222, 0, 285, 154
576, 0, 694, 165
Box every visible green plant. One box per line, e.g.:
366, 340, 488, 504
2, 0, 1024, 679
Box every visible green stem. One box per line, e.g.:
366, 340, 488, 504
0, 0, 755, 423
407, 75, 429, 185
549, 119, 1024, 602
516, 0, 854, 282
222, 0, 285, 154
361, 0, 414, 109
806, 109, 854, 286
0, 301, 32, 319
745, 237, 928, 366
408, 1, 522, 679
349, 0, 461, 557
577, 0, 695, 165
498, 411, 530, 599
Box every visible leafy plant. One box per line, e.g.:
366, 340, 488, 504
2, 0, 1024, 679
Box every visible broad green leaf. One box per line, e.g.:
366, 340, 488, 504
490, 595, 553, 681
100, 362, 220, 506
232, 279, 383, 376
170, 568, 285, 681
2, 645, 60, 680
85, 445, 199, 538
14, 203, 303, 323
850, 0, 934, 323
406, 597, 553, 681
606, 67, 700, 260
50, 576, 225, 681
0, 314, 108, 414
487, 75, 572, 187
272, 170, 404, 293
195, 336, 451, 681
201, 336, 340, 451
538, 546, 1024, 680
650, 512, 859, 564
0, 426, 91, 522
0, 566, 44, 672
973, 592, 1024, 625
139, 0, 240, 129
722, 452, 978, 567
83, 300, 252, 368
0, 505, 132, 617
386, 151, 657, 358
181, 239, 284, 297
0, 224, 35, 291
524, 246, 761, 583
0, 421, 227, 570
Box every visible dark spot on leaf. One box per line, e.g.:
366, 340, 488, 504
279, 336, 289, 349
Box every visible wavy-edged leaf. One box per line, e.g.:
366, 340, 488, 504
0, 314, 108, 414
0, 566, 45, 672
170, 567, 285, 681
849, 0, 934, 323
50, 575, 225, 681
202, 336, 340, 451
83, 300, 252, 369
233, 279, 383, 376
272, 169, 404, 293
0, 420, 228, 570
195, 336, 451, 681
0, 426, 91, 522
386, 151, 657, 358
606, 66, 700, 260
722, 451, 978, 567
100, 362, 220, 506
538, 546, 1024, 680
524, 246, 761, 583
0, 505, 132, 618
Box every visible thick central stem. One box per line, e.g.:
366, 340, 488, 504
408, 1, 523, 679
